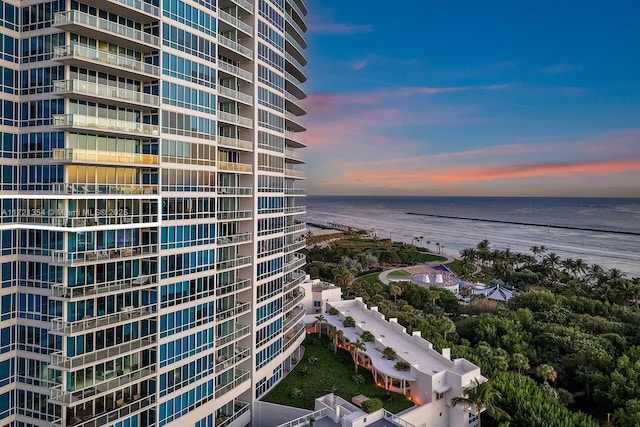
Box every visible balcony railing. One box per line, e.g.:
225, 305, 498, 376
108, 0, 160, 18
218, 85, 253, 105
284, 223, 307, 234
284, 239, 306, 253
217, 186, 253, 196
284, 169, 307, 180
284, 188, 306, 195
283, 322, 305, 352
51, 305, 157, 334
287, 0, 307, 22
217, 232, 252, 246
218, 61, 253, 82
53, 148, 159, 166
51, 182, 158, 195
218, 111, 253, 128
50, 274, 157, 300
283, 271, 306, 293
285, 13, 306, 45
215, 301, 251, 322
54, 79, 160, 108
284, 206, 306, 214
216, 255, 252, 271
53, 45, 160, 78
285, 32, 306, 57
285, 71, 306, 92
54, 11, 160, 49
218, 161, 253, 173
17, 213, 158, 229
49, 336, 156, 370
282, 304, 305, 332
218, 35, 253, 58
50, 368, 155, 406
51, 245, 158, 265
285, 52, 307, 79
215, 369, 250, 398
284, 255, 306, 273
50, 395, 155, 427
215, 324, 250, 347
218, 10, 253, 35
217, 210, 252, 220
53, 114, 159, 137
215, 346, 250, 373
216, 278, 251, 297
218, 136, 253, 151
283, 291, 305, 313
285, 91, 306, 110
230, 0, 253, 14
217, 400, 251, 427
285, 111, 307, 127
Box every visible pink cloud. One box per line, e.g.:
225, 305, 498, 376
539, 63, 575, 75
308, 21, 373, 35
351, 60, 368, 71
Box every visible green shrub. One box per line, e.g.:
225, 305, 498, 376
361, 398, 383, 413
361, 331, 375, 342
343, 316, 355, 327
394, 361, 410, 371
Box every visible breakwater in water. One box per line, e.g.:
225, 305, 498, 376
407, 212, 640, 236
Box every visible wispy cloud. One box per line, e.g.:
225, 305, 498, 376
350, 59, 368, 71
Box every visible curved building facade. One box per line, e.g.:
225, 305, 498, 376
0, 0, 307, 426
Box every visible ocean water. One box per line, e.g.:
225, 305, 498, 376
301, 196, 640, 277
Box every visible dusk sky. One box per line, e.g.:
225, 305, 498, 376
302, 1, 640, 197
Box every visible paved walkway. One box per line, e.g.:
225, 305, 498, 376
378, 254, 456, 285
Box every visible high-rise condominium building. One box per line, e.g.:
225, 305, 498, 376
0, 0, 308, 426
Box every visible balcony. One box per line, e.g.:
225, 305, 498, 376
284, 188, 306, 196
51, 305, 157, 335
50, 274, 157, 300
285, 51, 307, 83
216, 400, 251, 427
218, 111, 253, 128
218, 35, 253, 59
283, 222, 307, 234
52, 148, 158, 167
228, 0, 253, 14
54, 11, 160, 51
51, 182, 158, 195
217, 232, 252, 246
218, 161, 253, 173
215, 324, 250, 347
283, 322, 305, 352
282, 304, 305, 332
218, 61, 253, 83
104, 0, 160, 20
51, 245, 159, 265
283, 239, 306, 253
284, 255, 306, 273
50, 368, 155, 406
285, 111, 306, 131
287, 0, 307, 23
216, 255, 252, 271
53, 79, 159, 109
215, 301, 251, 322
283, 290, 305, 313
216, 278, 251, 297
285, 12, 307, 47
53, 45, 159, 80
284, 205, 306, 214
215, 370, 251, 399
217, 186, 253, 196
49, 336, 156, 371
50, 395, 155, 427
215, 346, 250, 373
283, 270, 306, 293
284, 169, 307, 180
218, 86, 253, 105
285, 130, 306, 149
53, 114, 159, 138
285, 32, 306, 60
218, 10, 253, 36
218, 136, 253, 151
217, 210, 252, 220
17, 212, 159, 229
284, 91, 306, 115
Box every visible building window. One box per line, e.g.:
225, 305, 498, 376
436, 391, 445, 401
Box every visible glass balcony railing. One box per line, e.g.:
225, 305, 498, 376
218, 111, 253, 128
50, 395, 156, 427
215, 346, 250, 373
285, 13, 307, 45
284, 169, 307, 180
49, 336, 156, 370
284, 206, 306, 214
215, 324, 250, 347
283, 290, 305, 313
283, 271, 306, 293
282, 304, 305, 332
54, 80, 160, 108
53, 114, 159, 137
53, 45, 159, 78
285, 31, 306, 56
215, 369, 250, 398
216, 255, 252, 271
51, 305, 157, 334
218, 61, 253, 82
218, 86, 254, 105
284, 255, 306, 273
217, 232, 252, 246
230, 0, 253, 14
50, 274, 157, 300
51, 245, 158, 265
54, 11, 160, 49
285, 110, 307, 128
217, 400, 251, 427
285, 52, 307, 80
218, 161, 253, 173
216, 278, 251, 297
218, 35, 253, 58
283, 322, 305, 352
283, 223, 307, 234
284, 239, 306, 253
53, 148, 158, 166
216, 186, 253, 196
51, 182, 158, 195
217, 210, 252, 220
218, 136, 253, 151
218, 10, 253, 35
108, 0, 160, 18
215, 301, 251, 321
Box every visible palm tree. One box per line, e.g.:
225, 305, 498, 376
350, 340, 366, 373
328, 327, 344, 353
389, 285, 402, 303
535, 364, 557, 384
315, 314, 326, 338
435, 242, 441, 254
426, 240, 431, 251
451, 378, 510, 427
510, 353, 530, 374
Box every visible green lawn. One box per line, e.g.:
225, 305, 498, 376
415, 252, 447, 263
262, 335, 414, 414
356, 272, 384, 285
387, 270, 410, 278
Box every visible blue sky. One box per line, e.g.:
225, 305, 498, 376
301, 0, 640, 196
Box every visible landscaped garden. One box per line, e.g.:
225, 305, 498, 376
262, 334, 414, 414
